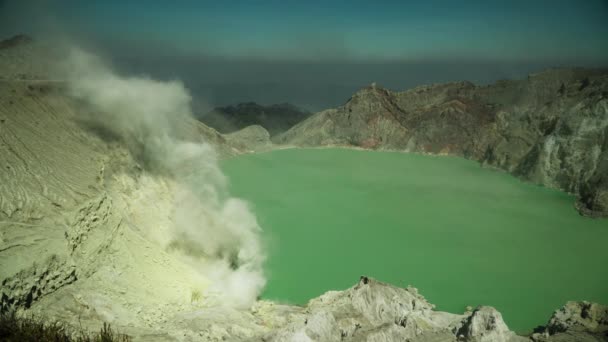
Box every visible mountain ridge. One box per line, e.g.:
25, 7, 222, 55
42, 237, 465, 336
276, 68, 608, 217
198, 101, 310, 136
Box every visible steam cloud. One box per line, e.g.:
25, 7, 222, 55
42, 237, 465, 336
62, 48, 265, 308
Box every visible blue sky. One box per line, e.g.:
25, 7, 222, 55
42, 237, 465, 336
1, 1, 607, 110
2, 0, 607, 62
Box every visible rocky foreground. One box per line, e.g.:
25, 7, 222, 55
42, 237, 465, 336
1, 36, 607, 341
276, 70, 608, 217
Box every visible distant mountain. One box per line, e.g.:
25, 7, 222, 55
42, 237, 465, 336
198, 102, 311, 136
276, 68, 608, 217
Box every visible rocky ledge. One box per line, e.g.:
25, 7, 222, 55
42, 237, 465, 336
250, 277, 608, 342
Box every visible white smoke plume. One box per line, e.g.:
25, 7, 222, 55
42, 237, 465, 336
61, 48, 265, 308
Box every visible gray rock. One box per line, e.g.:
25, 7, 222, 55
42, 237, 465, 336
532, 301, 608, 342
455, 306, 526, 342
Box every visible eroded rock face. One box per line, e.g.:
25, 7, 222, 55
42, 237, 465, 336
261, 276, 463, 342
531, 302, 608, 342
0, 79, 237, 321
455, 306, 525, 342
277, 69, 608, 217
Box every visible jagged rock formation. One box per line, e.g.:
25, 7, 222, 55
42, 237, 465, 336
198, 102, 310, 136
456, 306, 525, 342
276, 70, 608, 217
531, 301, 608, 341
0, 78, 242, 319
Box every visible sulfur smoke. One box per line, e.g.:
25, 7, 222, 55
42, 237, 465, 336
62, 48, 265, 308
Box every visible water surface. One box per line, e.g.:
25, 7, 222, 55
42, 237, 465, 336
222, 148, 608, 332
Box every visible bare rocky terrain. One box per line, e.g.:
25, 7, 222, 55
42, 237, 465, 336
276, 71, 608, 217
1, 35, 607, 341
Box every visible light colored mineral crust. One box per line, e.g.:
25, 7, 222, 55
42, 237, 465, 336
455, 306, 526, 342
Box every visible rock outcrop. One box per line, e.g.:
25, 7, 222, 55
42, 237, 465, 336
531, 301, 608, 342
261, 276, 462, 341
276, 70, 608, 217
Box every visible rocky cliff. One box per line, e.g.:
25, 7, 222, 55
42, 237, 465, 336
276, 70, 608, 217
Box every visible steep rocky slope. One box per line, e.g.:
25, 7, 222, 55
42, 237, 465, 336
1, 35, 607, 341
276, 70, 608, 217
0, 77, 246, 315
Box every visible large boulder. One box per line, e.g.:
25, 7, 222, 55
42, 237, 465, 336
455, 306, 526, 342
532, 301, 608, 342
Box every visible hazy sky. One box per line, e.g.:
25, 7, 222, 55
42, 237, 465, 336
1, 0, 607, 110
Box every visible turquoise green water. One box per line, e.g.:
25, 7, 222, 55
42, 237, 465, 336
221, 148, 608, 333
